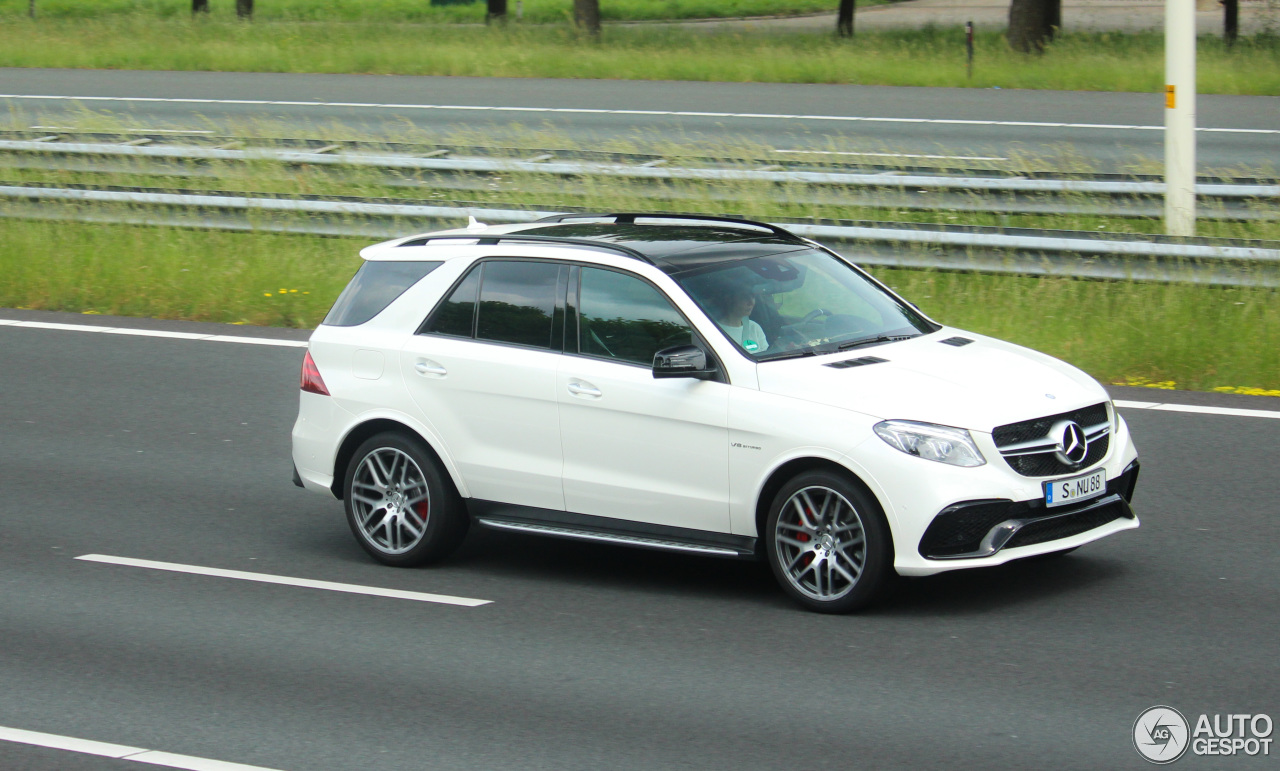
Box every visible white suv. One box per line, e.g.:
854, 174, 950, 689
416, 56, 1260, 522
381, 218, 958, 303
292, 214, 1140, 612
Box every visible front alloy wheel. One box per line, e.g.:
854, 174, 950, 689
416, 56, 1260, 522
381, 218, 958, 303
766, 471, 891, 613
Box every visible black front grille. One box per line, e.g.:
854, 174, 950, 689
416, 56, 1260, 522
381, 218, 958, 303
1003, 433, 1110, 477
993, 403, 1109, 447
1004, 497, 1130, 549
994, 402, 1110, 478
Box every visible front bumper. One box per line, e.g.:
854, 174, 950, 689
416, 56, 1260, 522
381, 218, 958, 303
864, 410, 1141, 577
918, 460, 1140, 560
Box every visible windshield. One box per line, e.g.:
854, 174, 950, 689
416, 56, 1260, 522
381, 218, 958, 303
674, 248, 936, 360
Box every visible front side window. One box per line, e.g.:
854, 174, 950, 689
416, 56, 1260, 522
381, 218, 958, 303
577, 267, 693, 366
675, 248, 936, 360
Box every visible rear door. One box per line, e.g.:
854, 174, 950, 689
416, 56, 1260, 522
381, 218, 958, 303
401, 258, 568, 511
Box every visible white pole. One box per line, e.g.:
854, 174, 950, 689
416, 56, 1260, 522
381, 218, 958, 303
1165, 0, 1196, 236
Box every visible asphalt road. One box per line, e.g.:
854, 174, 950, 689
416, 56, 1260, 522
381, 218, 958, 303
0, 309, 1277, 770
1, 69, 1277, 172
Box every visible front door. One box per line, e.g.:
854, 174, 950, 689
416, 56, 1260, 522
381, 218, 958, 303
557, 266, 731, 533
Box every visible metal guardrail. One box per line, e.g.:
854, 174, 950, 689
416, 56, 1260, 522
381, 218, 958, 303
3, 184, 1277, 287
1, 139, 1277, 221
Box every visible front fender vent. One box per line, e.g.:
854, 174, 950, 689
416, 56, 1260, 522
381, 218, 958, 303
825, 356, 888, 369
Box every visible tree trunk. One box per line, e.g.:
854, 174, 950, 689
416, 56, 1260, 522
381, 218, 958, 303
236, 0, 253, 19
1007, 0, 1058, 53
29, 0, 35, 19
192, 0, 209, 14
1224, 0, 1238, 46
837, 0, 855, 37
574, 0, 601, 36
487, 0, 507, 23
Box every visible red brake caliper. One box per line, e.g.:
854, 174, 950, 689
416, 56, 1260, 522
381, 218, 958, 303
796, 503, 813, 568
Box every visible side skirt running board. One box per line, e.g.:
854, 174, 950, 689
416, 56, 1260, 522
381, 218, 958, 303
477, 518, 754, 558
466, 500, 757, 560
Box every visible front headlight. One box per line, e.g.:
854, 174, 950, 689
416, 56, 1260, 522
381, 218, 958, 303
873, 420, 986, 467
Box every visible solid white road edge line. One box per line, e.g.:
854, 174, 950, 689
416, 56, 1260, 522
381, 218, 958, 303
75, 554, 493, 607
1114, 399, 1280, 420
1, 94, 1275, 135
0, 725, 286, 771
1, 319, 307, 347
4, 320, 1276, 421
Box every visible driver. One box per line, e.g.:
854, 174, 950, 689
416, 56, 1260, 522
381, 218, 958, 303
709, 281, 769, 354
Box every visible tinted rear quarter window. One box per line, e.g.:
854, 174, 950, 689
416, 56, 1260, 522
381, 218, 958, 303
324, 261, 441, 327
424, 265, 481, 337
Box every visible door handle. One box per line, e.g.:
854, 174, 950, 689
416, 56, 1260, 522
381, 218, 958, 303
567, 381, 602, 398
415, 359, 447, 377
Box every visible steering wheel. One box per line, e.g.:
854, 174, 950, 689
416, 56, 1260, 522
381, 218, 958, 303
797, 308, 833, 325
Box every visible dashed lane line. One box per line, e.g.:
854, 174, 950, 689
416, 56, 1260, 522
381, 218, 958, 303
0, 725, 287, 771
2, 94, 1277, 135
76, 554, 493, 607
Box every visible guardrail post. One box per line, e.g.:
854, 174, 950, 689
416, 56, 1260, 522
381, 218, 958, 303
966, 22, 974, 79
1165, 0, 1197, 236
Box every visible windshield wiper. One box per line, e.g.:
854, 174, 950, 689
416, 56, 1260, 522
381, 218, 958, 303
834, 333, 918, 352
756, 348, 819, 362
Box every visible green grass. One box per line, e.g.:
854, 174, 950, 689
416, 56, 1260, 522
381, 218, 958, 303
1, 119, 1276, 392
5, 0, 837, 23
1, 216, 1275, 393
0, 16, 1276, 93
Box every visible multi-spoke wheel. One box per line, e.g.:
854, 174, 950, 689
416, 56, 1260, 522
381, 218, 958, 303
765, 470, 892, 613
343, 432, 467, 567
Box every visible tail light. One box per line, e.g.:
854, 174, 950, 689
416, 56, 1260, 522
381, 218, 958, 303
300, 351, 330, 395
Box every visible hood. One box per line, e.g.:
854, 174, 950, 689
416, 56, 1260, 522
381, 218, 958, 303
755, 330, 1109, 434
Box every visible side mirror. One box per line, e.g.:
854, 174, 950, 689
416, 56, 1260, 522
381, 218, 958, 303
653, 344, 717, 380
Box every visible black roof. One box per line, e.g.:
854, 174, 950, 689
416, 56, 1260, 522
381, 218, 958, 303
507, 221, 813, 274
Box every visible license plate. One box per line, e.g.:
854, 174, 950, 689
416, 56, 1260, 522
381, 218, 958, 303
1043, 468, 1107, 508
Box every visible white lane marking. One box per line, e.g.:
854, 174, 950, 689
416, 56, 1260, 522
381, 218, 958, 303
0, 725, 285, 771
1115, 399, 1280, 420
775, 149, 1008, 161
5, 318, 1276, 421
3, 319, 308, 347
76, 554, 493, 607
31, 125, 215, 134
3, 94, 1276, 135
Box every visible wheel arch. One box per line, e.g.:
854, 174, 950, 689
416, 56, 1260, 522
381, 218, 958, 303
331, 417, 464, 500
754, 457, 891, 555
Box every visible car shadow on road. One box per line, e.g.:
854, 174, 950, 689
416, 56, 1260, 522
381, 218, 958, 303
445, 527, 1130, 616
876, 554, 1131, 617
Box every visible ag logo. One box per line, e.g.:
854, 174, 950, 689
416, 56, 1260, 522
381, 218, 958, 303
1134, 706, 1191, 764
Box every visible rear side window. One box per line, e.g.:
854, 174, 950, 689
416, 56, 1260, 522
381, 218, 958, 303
324, 261, 441, 327
476, 261, 563, 349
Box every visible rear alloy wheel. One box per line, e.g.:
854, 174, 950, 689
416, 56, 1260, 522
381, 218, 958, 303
343, 432, 467, 567
765, 471, 892, 613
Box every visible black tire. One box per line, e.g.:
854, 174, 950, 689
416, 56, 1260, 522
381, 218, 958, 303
342, 432, 468, 567
765, 470, 893, 613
